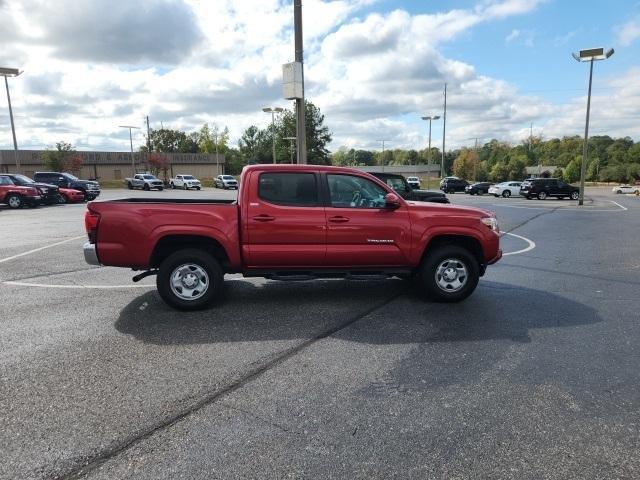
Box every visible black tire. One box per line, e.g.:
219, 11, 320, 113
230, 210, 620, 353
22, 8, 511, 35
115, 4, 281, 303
156, 249, 224, 310
615, 190, 621, 194
86, 194, 96, 201
502, 190, 511, 198
417, 245, 480, 303
570, 191, 579, 200
170, 183, 175, 189
158, 186, 164, 191
183, 184, 188, 190
6, 194, 23, 209
127, 182, 133, 190
196, 187, 201, 191
448, 189, 455, 194
143, 183, 150, 191
537, 191, 547, 200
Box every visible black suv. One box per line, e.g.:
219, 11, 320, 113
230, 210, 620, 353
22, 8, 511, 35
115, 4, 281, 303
465, 182, 494, 195
370, 172, 449, 204
34, 172, 101, 200
440, 178, 469, 194
2, 174, 60, 205
520, 178, 579, 200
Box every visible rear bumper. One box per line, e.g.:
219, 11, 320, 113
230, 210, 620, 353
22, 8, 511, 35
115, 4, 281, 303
83, 242, 100, 266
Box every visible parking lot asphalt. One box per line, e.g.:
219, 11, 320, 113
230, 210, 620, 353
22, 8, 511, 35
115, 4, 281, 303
1, 187, 639, 479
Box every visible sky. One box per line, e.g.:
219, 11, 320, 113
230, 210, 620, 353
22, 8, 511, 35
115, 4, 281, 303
1, 0, 639, 153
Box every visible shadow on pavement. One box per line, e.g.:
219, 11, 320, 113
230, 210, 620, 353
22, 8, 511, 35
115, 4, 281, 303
115, 279, 601, 346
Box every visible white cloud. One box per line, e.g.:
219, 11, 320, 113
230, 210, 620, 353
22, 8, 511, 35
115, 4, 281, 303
505, 29, 520, 43
616, 16, 640, 47
0, 0, 637, 154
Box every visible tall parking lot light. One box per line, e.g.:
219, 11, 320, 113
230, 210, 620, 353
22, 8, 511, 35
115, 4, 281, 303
119, 125, 140, 176
263, 107, 284, 163
572, 47, 614, 206
1, 67, 23, 172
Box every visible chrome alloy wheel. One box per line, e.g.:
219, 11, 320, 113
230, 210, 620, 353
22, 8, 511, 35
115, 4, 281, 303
434, 258, 468, 292
170, 263, 209, 301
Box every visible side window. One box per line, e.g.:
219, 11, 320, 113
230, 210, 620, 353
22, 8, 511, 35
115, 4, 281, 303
327, 174, 387, 209
258, 172, 318, 206
385, 178, 408, 194
0, 177, 12, 185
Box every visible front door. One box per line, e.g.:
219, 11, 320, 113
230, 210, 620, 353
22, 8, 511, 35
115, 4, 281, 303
324, 173, 411, 267
245, 171, 326, 268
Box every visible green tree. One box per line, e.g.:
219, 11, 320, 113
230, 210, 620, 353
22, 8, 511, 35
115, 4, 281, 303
41, 141, 75, 172
452, 148, 479, 180
277, 101, 332, 165
148, 128, 198, 153
563, 159, 580, 183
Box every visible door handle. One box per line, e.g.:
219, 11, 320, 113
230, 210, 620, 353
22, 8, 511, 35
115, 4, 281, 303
253, 214, 275, 222
328, 216, 349, 223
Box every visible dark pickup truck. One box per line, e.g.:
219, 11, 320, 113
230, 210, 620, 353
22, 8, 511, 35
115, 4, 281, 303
34, 172, 101, 201
370, 172, 449, 203
84, 165, 501, 310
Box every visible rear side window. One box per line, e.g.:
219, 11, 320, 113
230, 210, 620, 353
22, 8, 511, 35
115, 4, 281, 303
258, 172, 318, 206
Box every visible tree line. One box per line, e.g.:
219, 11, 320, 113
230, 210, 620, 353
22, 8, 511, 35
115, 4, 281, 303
331, 135, 640, 183
141, 101, 332, 175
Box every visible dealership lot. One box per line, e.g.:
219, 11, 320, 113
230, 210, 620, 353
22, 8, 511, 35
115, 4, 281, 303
1, 187, 639, 479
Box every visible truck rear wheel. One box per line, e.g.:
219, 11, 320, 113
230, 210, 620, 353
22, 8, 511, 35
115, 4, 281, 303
418, 245, 479, 302
157, 249, 224, 310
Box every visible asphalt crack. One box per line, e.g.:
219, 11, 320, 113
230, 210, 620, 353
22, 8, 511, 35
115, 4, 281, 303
55, 288, 406, 480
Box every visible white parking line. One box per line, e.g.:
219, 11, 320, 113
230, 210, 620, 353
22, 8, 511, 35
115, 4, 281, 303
609, 200, 628, 211
502, 232, 536, 256
3, 281, 155, 289
492, 200, 627, 212
0, 235, 86, 264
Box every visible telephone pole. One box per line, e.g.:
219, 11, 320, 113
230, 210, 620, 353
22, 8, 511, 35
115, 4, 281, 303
294, 0, 307, 164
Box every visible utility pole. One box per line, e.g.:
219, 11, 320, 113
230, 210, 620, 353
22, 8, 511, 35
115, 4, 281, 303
294, 0, 307, 164
284, 137, 296, 163
146, 115, 151, 171
119, 125, 140, 176
379, 140, 389, 172
441, 83, 447, 179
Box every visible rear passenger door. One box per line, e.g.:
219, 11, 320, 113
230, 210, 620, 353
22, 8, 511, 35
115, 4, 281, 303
245, 171, 326, 267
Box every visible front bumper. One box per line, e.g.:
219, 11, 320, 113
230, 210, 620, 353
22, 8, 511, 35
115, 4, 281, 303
83, 242, 100, 265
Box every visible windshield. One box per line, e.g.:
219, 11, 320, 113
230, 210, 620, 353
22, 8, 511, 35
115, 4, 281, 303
63, 173, 79, 180
13, 174, 35, 185
183, 175, 195, 180
143, 175, 156, 180
222, 175, 235, 180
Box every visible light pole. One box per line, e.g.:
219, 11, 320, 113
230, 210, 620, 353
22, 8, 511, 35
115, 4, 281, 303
284, 136, 296, 163
263, 107, 284, 163
441, 82, 447, 179
119, 125, 140, 176
572, 47, 614, 205
421, 115, 440, 189
1, 67, 23, 172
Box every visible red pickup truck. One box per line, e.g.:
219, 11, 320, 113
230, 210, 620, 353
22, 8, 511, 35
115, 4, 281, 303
84, 165, 501, 310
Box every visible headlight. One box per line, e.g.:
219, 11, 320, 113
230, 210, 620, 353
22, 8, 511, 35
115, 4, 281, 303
481, 216, 499, 232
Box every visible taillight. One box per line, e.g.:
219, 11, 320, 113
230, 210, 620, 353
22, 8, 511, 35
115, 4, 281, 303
85, 210, 100, 244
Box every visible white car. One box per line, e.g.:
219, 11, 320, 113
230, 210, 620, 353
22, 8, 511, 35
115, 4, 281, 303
406, 176, 421, 189
489, 181, 522, 198
170, 174, 201, 190
612, 185, 639, 194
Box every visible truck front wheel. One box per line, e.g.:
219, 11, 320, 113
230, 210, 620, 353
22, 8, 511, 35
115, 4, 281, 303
418, 245, 479, 302
157, 249, 224, 310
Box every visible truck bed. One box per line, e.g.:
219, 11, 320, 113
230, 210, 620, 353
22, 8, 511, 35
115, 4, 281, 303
100, 198, 236, 205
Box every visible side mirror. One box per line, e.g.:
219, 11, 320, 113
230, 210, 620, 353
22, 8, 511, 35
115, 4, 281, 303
384, 192, 401, 209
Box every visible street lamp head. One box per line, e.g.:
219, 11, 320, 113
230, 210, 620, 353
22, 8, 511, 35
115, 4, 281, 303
262, 107, 272, 112
263, 107, 284, 113
0, 67, 22, 77
274, 107, 284, 113
421, 115, 440, 121
572, 47, 614, 62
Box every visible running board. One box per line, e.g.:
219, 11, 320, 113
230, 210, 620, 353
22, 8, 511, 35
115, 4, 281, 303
245, 269, 412, 281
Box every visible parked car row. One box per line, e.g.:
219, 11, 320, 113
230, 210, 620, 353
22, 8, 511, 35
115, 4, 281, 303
0, 172, 99, 209
122, 173, 239, 191
439, 176, 583, 200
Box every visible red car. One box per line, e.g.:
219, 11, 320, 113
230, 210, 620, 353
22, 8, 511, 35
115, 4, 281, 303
58, 187, 86, 203
0, 175, 41, 209
83, 165, 501, 310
